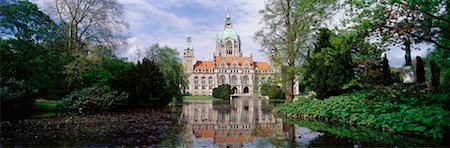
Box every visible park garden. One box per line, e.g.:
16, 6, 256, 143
1, 0, 449, 147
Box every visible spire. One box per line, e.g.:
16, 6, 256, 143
186, 35, 193, 50
224, 13, 232, 28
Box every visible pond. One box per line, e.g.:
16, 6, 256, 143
1, 97, 446, 147
178, 98, 446, 147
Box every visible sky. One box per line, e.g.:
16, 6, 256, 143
117, 0, 267, 63
34, 0, 431, 67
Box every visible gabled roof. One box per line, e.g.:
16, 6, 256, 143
253, 62, 270, 71
213, 56, 254, 67
194, 61, 215, 70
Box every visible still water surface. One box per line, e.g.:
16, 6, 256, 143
177, 98, 445, 147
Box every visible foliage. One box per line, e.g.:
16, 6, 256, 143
254, 0, 339, 102
345, 0, 449, 67
0, 1, 58, 42
416, 56, 425, 83
0, 77, 37, 115
112, 58, 168, 107
261, 84, 285, 100
382, 56, 392, 84
275, 86, 450, 138
63, 86, 128, 110
0, 1, 69, 99
342, 31, 385, 90
80, 56, 133, 88
148, 44, 184, 103
303, 29, 354, 99
0, 39, 69, 99
212, 84, 231, 100
427, 47, 449, 91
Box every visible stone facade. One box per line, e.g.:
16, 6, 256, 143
183, 15, 280, 96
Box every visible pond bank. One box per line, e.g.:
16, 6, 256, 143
0, 108, 182, 147
274, 90, 450, 140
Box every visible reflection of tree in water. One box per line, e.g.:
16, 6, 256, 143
261, 100, 273, 114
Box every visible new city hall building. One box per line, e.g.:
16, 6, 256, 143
183, 15, 289, 96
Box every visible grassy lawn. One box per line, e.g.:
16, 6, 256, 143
183, 95, 218, 101
34, 99, 63, 111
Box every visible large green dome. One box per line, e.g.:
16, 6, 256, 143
218, 28, 240, 42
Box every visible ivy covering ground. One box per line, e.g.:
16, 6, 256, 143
275, 87, 450, 139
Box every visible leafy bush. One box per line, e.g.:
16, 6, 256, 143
275, 87, 450, 138
81, 56, 133, 88
111, 58, 169, 107
303, 29, 354, 99
212, 84, 231, 100
1, 77, 37, 115
261, 84, 285, 100
63, 86, 128, 110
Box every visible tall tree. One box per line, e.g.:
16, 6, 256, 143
48, 0, 128, 52
46, 0, 128, 87
255, 0, 338, 103
147, 44, 185, 103
0, 1, 69, 99
303, 29, 354, 99
0, 1, 58, 42
345, 0, 449, 66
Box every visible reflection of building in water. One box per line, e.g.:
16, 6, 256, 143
180, 99, 285, 147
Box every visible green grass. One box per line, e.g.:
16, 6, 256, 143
34, 99, 63, 111
183, 95, 218, 100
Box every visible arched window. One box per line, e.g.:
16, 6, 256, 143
231, 75, 237, 85
226, 40, 232, 54
261, 77, 265, 83
255, 77, 259, 85
194, 77, 198, 84
208, 77, 213, 84
201, 77, 206, 84
220, 75, 226, 85
243, 75, 249, 85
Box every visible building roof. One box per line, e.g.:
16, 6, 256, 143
213, 56, 254, 67
218, 28, 240, 42
194, 60, 214, 70
193, 56, 271, 72
253, 62, 270, 71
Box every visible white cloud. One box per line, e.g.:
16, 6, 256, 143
118, 0, 268, 62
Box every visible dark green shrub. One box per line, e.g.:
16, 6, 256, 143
111, 58, 168, 107
212, 84, 231, 100
382, 56, 392, 84
303, 28, 354, 99
416, 56, 425, 83
430, 61, 440, 90
0, 77, 37, 115
81, 56, 133, 88
63, 86, 128, 110
261, 84, 285, 100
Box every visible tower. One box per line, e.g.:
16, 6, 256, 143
215, 14, 242, 58
183, 35, 194, 73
